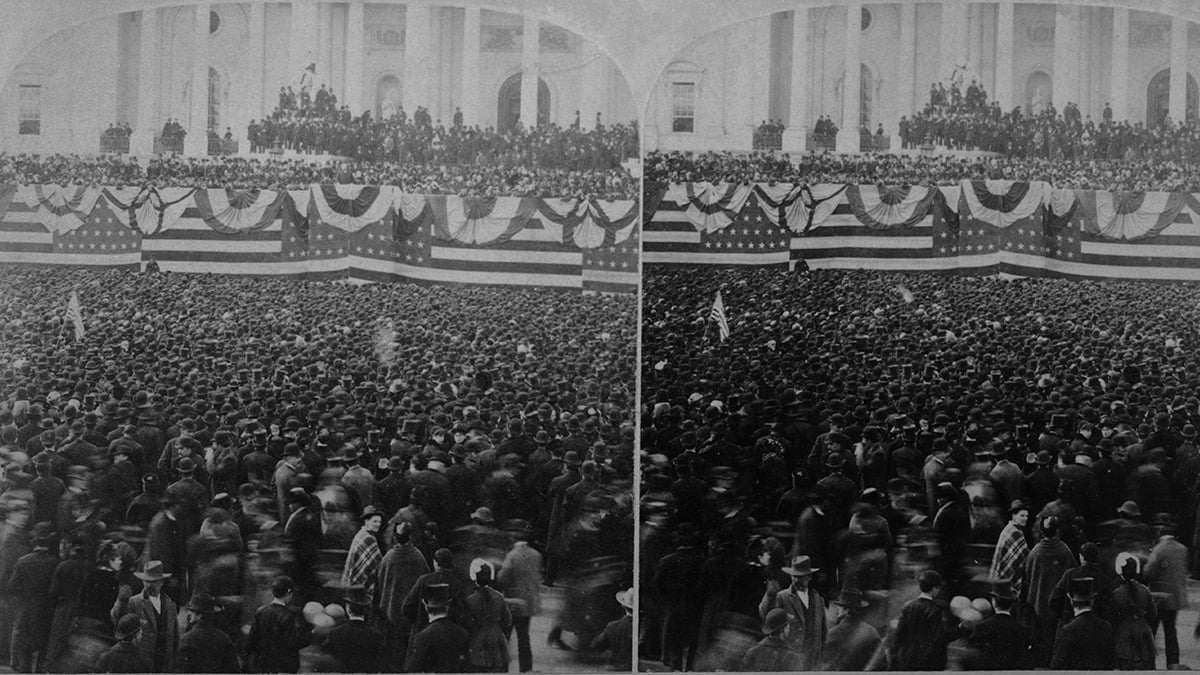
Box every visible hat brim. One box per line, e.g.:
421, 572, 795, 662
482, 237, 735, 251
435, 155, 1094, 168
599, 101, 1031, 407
782, 566, 817, 576
834, 598, 870, 609
134, 572, 171, 581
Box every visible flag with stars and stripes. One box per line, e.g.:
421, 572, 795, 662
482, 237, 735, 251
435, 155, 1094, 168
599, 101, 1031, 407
51, 196, 142, 268
65, 290, 85, 341
710, 290, 730, 341
582, 226, 639, 294
697, 195, 790, 266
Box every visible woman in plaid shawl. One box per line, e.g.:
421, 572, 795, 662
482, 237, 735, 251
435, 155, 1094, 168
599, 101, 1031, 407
342, 506, 385, 605
990, 500, 1031, 582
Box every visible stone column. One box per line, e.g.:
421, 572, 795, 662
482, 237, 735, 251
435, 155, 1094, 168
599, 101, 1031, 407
836, 2, 862, 152
1111, 8, 1129, 121
939, 1, 967, 81
345, 0, 365, 113
996, 1, 1014, 112
967, 4, 981, 80
133, 8, 159, 154
783, 7, 811, 152
246, 3, 265, 127
1171, 16, 1188, 124
520, 15, 540, 128
291, 0, 318, 87
403, 4, 432, 114
186, 3, 210, 156
460, 6, 481, 126
579, 45, 606, 131
317, 3, 332, 90
1052, 5, 1076, 109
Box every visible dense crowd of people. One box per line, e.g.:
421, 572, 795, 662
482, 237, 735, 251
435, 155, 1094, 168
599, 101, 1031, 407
0, 266, 634, 673
0, 152, 636, 199
641, 265, 1200, 671
643, 148, 1200, 192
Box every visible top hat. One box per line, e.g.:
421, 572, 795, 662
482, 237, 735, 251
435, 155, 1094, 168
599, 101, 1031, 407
1067, 576, 1097, 601
989, 579, 1017, 600
782, 555, 817, 577
343, 585, 371, 607
422, 583, 451, 609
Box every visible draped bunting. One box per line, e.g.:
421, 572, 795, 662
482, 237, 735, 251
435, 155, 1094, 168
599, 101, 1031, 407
959, 181, 1047, 228
665, 182, 755, 233
193, 189, 289, 234
101, 187, 154, 232
139, 187, 195, 236
428, 195, 540, 245
755, 183, 846, 233
18, 184, 103, 233
1074, 190, 1200, 241
310, 185, 402, 232
845, 185, 938, 229
537, 199, 638, 248
938, 185, 961, 214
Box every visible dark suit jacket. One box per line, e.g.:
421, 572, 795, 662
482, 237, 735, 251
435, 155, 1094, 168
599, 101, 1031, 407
178, 620, 240, 673
323, 618, 383, 673
245, 602, 308, 673
965, 611, 1034, 670
891, 596, 949, 671
97, 640, 153, 673
1051, 611, 1116, 670
739, 635, 803, 672
405, 617, 469, 673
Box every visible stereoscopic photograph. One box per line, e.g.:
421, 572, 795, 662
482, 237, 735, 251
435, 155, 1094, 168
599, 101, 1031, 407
0, 1, 637, 672
642, 0, 1200, 671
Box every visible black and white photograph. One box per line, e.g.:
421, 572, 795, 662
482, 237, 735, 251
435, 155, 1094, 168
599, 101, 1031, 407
642, 0, 1200, 671
0, 1, 638, 672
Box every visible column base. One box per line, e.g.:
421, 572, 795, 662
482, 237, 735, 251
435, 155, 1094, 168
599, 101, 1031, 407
184, 134, 207, 157
131, 132, 156, 156
782, 129, 808, 153
836, 129, 861, 154
890, 135, 905, 153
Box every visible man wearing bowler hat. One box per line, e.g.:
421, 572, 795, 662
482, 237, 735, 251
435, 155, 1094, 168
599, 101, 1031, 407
405, 583, 468, 673
965, 579, 1034, 670
738, 608, 801, 671
590, 588, 633, 671
8, 521, 58, 673
1051, 576, 1116, 669
120, 560, 179, 673
177, 592, 239, 673
820, 588, 880, 671
758, 554, 826, 670
97, 614, 153, 673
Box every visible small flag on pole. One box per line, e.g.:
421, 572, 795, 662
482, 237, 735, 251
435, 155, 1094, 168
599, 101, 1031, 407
65, 290, 85, 341
895, 284, 915, 304
710, 291, 730, 342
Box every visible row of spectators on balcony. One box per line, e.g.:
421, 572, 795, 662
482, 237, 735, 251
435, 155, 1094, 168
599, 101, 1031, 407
899, 78, 1200, 164
642, 149, 1200, 192
250, 83, 638, 171
100, 124, 132, 154
0, 153, 637, 199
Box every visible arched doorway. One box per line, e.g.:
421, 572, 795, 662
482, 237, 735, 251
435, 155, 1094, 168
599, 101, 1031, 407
376, 75, 401, 120
497, 74, 550, 131
1024, 71, 1051, 116
1147, 69, 1199, 126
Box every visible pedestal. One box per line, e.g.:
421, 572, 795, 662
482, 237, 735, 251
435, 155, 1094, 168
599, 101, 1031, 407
836, 129, 861, 154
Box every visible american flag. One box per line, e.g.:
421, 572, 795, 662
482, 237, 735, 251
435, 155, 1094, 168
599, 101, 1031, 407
142, 202, 283, 274
52, 197, 142, 267
65, 290, 84, 341
710, 290, 729, 341
798, 194, 945, 272
582, 226, 639, 294
644, 191, 788, 266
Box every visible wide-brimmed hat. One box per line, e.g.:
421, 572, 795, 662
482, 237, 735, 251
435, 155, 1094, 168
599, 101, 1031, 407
615, 588, 633, 610
1117, 500, 1142, 518
762, 608, 789, 635
833, 588, 869, 609
134, 560, 172, 582
782, 555, 817, 577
